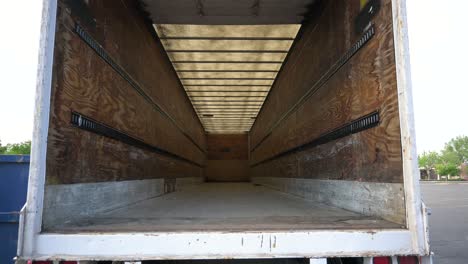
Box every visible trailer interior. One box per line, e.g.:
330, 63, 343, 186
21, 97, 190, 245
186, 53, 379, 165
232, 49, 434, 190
42, 0, 407, 233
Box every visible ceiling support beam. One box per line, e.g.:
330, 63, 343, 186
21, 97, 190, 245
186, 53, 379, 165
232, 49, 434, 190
185, 84, 270, 87
167, 50, 288, 53
177, 70, 279, 73
173, 61, 283, 64
160, 36, 294, 41
181, 78, 275, 80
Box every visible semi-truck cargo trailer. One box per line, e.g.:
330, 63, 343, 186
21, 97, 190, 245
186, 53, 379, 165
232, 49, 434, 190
17, 0, 431, 263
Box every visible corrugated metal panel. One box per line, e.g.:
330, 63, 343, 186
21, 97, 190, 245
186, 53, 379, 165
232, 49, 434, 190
154, 24, 300, 133
0, 155, 30, 264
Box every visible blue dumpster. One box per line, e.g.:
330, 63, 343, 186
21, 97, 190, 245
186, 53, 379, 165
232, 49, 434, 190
0, 155, 30, 264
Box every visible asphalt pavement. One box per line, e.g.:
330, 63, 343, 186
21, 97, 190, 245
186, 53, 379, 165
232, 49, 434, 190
420, 182, 468, 264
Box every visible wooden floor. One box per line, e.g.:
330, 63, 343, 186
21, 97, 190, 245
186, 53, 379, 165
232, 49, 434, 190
51, 183, 401, 233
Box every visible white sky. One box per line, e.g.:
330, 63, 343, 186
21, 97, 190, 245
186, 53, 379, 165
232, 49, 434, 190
0, 2, 42, 146
0, 1, 466, 154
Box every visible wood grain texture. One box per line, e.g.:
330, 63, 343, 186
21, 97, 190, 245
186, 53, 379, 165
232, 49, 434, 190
206, 134, 248, 160
46, 1, 205, 184
205, 160, 249, 182
87, 0, 206, 149
205, 134, 249, 182
250, 0, 350, 149
250, 0, 403, 183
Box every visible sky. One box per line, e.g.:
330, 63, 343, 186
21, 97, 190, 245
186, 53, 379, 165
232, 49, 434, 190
0, 1, 466, 154
0, 2, 42, 146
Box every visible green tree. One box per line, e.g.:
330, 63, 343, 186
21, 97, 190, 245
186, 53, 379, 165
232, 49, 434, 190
435, 163, 460, 177
442, 136, 468, 164
418, 151, 441, 180
0, 140, 7, 154
0, 140, 31, 155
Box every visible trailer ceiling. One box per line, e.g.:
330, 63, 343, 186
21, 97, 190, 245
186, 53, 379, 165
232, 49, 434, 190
141, 0, 313, 133
141, 0, 315, 25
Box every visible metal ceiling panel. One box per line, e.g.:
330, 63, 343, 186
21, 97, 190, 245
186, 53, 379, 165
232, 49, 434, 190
160, 39, 294, 51
178, 72, 278, 79
182, 79, 274, 86
187, 91, 268, 97
173, 63, 282, 72
191, 102, 264, 106
168, 52, 287, 62
151, 24, 300, 133
154, 25, 301, 37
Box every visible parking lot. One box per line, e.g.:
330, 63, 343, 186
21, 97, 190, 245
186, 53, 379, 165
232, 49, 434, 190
421, 182, 468, 264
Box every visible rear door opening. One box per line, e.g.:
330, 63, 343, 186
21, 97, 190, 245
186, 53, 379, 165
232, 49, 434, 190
41, 0, 406, 234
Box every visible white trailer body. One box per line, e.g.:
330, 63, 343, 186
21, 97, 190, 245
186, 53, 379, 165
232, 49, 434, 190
17, 0, 431, 262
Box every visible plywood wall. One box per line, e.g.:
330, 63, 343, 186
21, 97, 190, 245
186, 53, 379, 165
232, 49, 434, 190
250, 0, 403, 183
46, 0, 206, 184
205, 134, 249, 182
